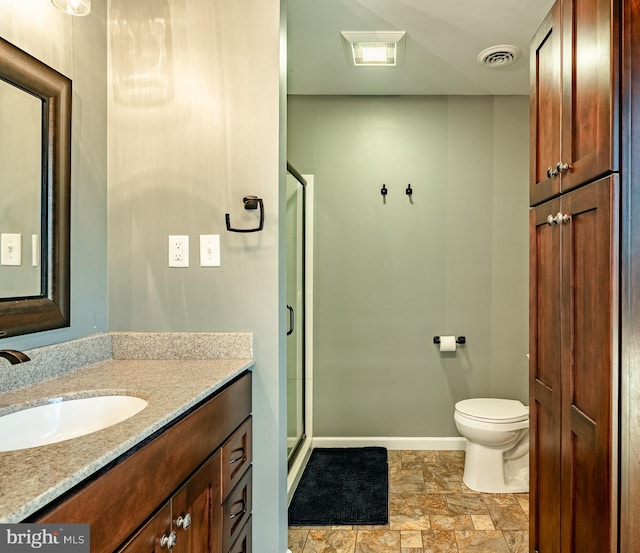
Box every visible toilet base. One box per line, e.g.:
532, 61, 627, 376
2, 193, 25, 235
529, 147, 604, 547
462, 441, 529, 493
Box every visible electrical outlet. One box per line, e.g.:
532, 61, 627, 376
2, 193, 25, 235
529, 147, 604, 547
168, 235, 189, 267
1, 233, 22, 266
200, 235, 220, 267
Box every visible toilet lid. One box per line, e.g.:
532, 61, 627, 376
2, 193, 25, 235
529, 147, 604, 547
455, 398, 528, 423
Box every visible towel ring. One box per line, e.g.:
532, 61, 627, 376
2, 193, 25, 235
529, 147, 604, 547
225, 196, 264, 233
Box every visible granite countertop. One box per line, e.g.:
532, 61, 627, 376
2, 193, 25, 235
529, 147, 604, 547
0, 352, 252, 523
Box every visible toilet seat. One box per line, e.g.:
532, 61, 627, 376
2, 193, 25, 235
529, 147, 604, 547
455, 398, 528, 424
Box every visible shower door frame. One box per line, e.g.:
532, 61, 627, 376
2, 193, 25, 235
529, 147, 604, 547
286, 163, 313, 470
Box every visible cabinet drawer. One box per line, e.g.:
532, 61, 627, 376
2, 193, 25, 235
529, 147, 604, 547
228, 516, 252, 553
221, 416, 252, 498
222, 467, 252, 553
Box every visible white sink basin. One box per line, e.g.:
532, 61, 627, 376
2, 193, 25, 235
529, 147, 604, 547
0, 395, 148, 452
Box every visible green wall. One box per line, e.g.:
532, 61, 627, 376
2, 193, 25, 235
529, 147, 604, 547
107, 1, 285, 550
1, 1, 109, 351
288, 95, 529, 437
1, 1, 286, 551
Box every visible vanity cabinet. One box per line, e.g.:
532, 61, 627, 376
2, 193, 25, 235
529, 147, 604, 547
529, 0, 618, 206
120, 452, 222, 553
33, 372, 252, 553
117, 504, 173, 553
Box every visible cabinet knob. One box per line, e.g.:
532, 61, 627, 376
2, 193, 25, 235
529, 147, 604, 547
176, 513, 192, 530
160, 531, 177, 549
554, 212, 570, 225
547, 212, 569, 226
556, 161, 570, 175
547, 166, 559, 178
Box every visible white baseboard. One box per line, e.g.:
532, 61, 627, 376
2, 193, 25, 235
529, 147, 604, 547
311, 436, 466, 450
287, 437, 313, 505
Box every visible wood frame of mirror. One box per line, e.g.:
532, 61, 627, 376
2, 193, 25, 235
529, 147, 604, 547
0, 37, 71, 338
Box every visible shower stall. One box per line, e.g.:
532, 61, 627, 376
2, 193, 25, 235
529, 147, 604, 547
286, 163, 309, 467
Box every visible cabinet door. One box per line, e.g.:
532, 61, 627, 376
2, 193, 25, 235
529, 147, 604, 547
173, 452, 222, 553
118, 504, 173, 553
530, 0, 618, 206
560, 175, 617, 553
530, 197, 563, 553
530, 2, 562, 205
560, 0, 618, 193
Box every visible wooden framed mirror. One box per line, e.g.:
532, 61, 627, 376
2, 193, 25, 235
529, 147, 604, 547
0, 37, 71, 337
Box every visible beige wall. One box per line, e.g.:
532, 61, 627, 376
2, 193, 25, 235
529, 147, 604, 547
288, 95, 529, 438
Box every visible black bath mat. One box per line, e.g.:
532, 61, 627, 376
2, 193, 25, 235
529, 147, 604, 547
288, 447, 388, 526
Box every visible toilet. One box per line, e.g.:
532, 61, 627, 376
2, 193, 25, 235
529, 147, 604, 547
454, 398, 529, 493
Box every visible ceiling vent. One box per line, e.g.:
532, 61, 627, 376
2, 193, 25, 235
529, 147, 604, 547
477, 45, 521, 68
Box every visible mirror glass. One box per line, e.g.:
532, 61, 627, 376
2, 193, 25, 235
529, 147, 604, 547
0, 37, 71, 338
0, 79, 42, 297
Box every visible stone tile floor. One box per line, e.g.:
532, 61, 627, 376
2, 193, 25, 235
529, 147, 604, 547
288, 450, 529, 553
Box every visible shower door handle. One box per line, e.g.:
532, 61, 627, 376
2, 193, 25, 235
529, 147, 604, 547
287, 305, 295, 336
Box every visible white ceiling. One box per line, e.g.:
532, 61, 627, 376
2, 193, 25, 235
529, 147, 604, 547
287, 0, 555, 95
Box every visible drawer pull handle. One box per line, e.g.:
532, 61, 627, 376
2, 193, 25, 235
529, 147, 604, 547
160, 531, 177, 549
229, 499, 247, 520
230, 447, 246, 464
176, 513, 192, 530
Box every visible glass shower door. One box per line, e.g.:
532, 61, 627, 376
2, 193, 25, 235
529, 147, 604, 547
286, 165, 305, 464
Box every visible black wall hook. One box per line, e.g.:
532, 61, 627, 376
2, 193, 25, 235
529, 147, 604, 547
381, 184, 388, 196
225, 196, 264, 233
406, 184, 413, 196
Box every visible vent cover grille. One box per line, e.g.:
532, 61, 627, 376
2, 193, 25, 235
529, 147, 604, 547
477, 45, 522, 68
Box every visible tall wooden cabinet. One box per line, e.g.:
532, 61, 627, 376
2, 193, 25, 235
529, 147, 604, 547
530, 0, 618, 205
620, 2, 640, 551
530, 176, 618, 553
529, 1, 620, 552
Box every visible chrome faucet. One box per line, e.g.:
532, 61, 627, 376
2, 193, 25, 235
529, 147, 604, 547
0, 350, 30, 364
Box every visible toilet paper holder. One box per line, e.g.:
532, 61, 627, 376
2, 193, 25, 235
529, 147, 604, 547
433, 336, 466, 345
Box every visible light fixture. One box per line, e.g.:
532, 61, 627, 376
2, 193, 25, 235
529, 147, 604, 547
341, 31, 406, 67
51, 0, 91, 16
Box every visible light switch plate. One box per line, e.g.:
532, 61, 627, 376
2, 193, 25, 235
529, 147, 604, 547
1, 233, 22, 266
200, 234, 220, 267
32, 234, 40, 267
